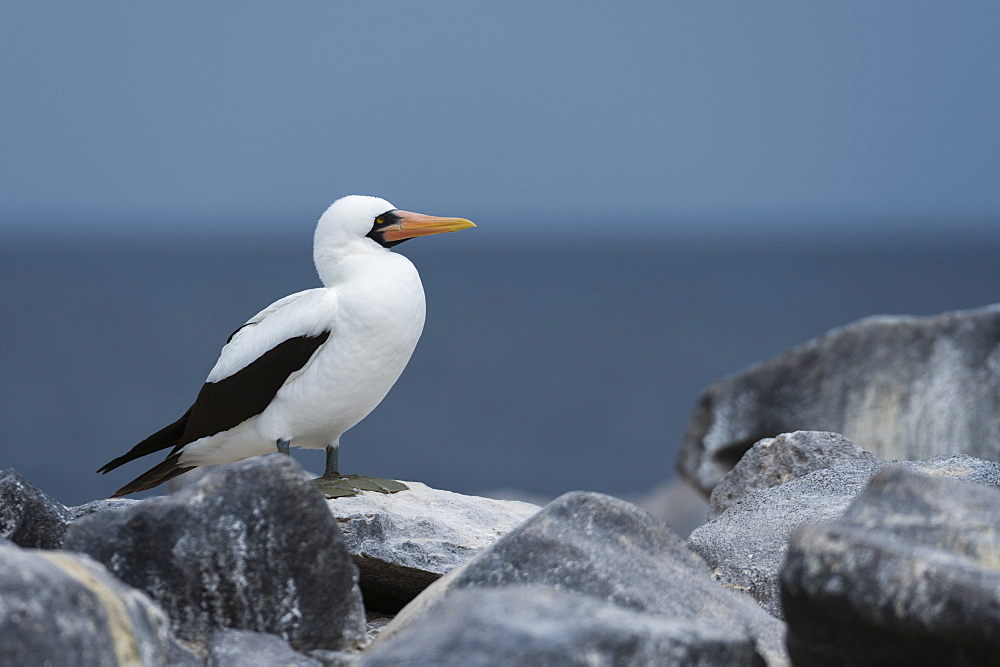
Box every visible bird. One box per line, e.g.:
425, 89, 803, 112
98, 195, 475, 497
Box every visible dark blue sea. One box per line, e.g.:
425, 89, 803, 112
3, 233, 998, 506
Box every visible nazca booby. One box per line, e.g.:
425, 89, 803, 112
99, 195, 475, 497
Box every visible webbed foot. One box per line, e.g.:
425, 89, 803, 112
313, 473, 409, 499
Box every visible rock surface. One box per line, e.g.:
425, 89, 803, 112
67, 497, 142, 521
679, 304, 1000, 495
328, 481, 540, 612
688, 452, 1000, 618
63, 455, 366, 652
360, 585, 762, 666
0, 469, 144, 550
207, 629, 322, 667
782, 467, 1000, 665
378, 491, 787, 665
0, 468, 72, 548
709, 431, 875, 519
166, 639, 205, 667
0, 542, 175, 665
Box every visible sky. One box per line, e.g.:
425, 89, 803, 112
2, 2, 999, 241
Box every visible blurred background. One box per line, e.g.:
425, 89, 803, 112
2, 2, 998, 509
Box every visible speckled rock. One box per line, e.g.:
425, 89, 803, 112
167, 638, 205, 667
328, 481, 540, 612
67, 497, 142, 521
63, 455, 366, 652
0, 542, 175, 665
679, 304, 1000, 496
380, 491, 787, 665
688, 454, 1000, 618
360, 585, 762, 666
709, 431, 875, 519
0, 469, 145, 550
782, 467, 1000, 665
0, 468, 72, 548
308, 648, 358, 666
207, 629, 322, 667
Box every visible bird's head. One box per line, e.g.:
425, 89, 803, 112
316, 195, 475, 249
314, 195, 475, 282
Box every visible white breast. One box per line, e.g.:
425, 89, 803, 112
255, 251, 426, 448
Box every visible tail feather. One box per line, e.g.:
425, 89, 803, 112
98, 408, 191, 474
110, 452, 194, 498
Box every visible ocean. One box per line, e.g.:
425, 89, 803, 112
3, 234, 998, 506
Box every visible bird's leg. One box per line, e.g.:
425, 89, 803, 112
323, 444, 340, 479
276, 439, 290, 456
312, 440, 408, 499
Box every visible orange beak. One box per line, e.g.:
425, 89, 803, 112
379, 210, 476, 243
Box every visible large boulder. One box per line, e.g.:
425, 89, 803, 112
63, 455, 366, 652
359, 585, 762, 666
782, 467, 1000, 665
328, 481, 539, 612
0, 542, 176, 665
679, 304, 1000, 495
377, 491, 787, 665
688, 452, 1000, 618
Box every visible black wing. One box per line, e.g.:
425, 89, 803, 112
175, 331, 331, 447
100, 331, 331, 496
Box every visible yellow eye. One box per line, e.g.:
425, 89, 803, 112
375, 216, 384, 225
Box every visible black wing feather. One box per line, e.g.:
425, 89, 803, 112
174, 331, 331, 450
101, 331, 331, 496
97, 408, 191, 474
108, 453, 193, 498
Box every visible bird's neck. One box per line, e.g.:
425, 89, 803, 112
314, 240, 393, 287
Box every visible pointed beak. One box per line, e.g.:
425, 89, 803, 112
380, 210, 476, 243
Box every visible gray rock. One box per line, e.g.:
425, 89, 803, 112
364, 613, 393, 643
167, 638, 206, 667
328, 481, 539, 612
67, 497, 142, 520
360, 585, 763, 666
709, 431, 875, 519
0, 468, 72, 548
308, 649, 359, 666
782, 467, 1000, 665
687, 454, 1000, 618
380, 491, 787, 665
0, 469, 146, 550
63, 455, 366, 652
0, 542, 174, 665
679, 304, 1000, 495
207, 629, 322, 667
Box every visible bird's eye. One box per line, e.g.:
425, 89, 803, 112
375, 216, 384, 225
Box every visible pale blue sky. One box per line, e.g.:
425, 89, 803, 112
2, 2, 998, 240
